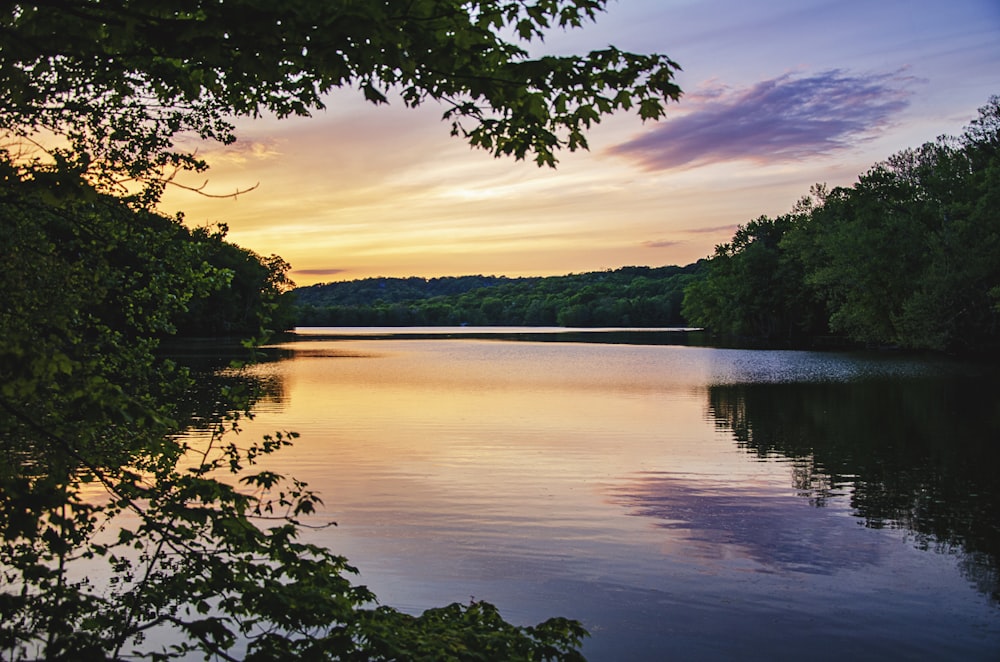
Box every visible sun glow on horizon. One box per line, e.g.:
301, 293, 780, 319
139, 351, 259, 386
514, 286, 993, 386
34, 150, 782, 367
157, 1, 997, 286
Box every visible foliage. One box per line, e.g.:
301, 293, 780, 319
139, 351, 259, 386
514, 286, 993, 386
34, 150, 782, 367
296, 275, 519, 308
681, 214, 824, 341
360, 601, 588, 661
173, 224, 297, 339
0, 174, 589, 659
295, 265, 702, 328
2, 0, 681, 202
0, 168, 211, 657
789, 98, 1000, 351
1, 0, 691, 657
0, 160, 222, 433
683, 96, 1000, 353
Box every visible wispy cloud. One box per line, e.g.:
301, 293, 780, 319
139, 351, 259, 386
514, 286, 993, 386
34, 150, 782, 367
608, 69, 915, 170
294, 268, 346, 276
642, 239, 682, 249
685, 224, 740, 235
202, 139, 283, 165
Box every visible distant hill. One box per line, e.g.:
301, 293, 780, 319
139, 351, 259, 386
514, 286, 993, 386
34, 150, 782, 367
293, 274, 523, 308
292, 263, 706, 327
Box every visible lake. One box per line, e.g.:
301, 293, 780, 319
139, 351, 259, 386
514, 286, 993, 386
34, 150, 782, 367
189, 327, 1000, 660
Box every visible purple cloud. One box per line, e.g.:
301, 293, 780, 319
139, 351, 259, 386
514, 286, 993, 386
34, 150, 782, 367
608, 70, 914, 170
642, 239, 682, 248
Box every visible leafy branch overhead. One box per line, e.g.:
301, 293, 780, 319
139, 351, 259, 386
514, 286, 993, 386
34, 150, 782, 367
1, 0, 681, 199
1, 2, 680, 658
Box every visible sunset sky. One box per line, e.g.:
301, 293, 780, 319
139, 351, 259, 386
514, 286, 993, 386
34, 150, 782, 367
159, 0, 1000, 286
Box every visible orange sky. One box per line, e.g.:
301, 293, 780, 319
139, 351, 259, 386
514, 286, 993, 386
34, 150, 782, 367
158, 1, 999, 286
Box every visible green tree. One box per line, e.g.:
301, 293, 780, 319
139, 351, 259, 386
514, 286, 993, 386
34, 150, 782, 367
791, 162, 939, 345
173, 224, 297, 339
785, 97, 1000, 351
685, 96, 1000, 352
896, 100, 1000, 351
2, 0, 681, 201
682, 214, 822, 341
0, 171, 222, 658
3, 2, 685, 657
293, 266, 701, 328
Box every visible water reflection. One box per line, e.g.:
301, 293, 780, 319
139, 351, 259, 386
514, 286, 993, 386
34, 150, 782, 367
164, 339, 292, 428
612, 470, 882, 575
194, 340, 1000, 607
705, 377, 1000, 603
173, 336, 1000, 659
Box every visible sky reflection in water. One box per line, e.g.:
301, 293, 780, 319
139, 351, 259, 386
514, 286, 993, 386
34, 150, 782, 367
219, 333, 999, 660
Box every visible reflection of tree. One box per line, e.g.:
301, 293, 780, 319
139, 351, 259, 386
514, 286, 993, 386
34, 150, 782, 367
707, 376, 1000, 603
164, 341, 292, 429
3, 339, 590, 659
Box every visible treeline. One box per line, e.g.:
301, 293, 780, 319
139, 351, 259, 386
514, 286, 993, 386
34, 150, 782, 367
171, 224, 297, 338
294, 97, 999, 352
4, 168, 296, 346
294, 264, 703, 327
682, 96, 1000, 354
295, 275, 517, 307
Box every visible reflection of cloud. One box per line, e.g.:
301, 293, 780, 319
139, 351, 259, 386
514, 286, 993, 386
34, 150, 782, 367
612, 471, 880, 574
608, 70, 914, 170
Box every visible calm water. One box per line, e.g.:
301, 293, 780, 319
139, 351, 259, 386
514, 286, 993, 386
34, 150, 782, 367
193, 328, 1000, 660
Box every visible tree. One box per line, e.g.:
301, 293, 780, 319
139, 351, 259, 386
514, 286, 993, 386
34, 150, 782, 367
900, 98, 1000, 351
681, 214, 823, 341
2, 0, 681, 202
2, 2, 684, 658
173, 224, 297, 339
684, 97, 1000, 352
785, 97, 1000, 351
291, 266, 700, 328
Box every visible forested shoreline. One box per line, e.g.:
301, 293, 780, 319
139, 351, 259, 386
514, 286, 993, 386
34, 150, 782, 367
293, 264, 702, 328
682, 96, 1000, 355
293, 97, 1000, 356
